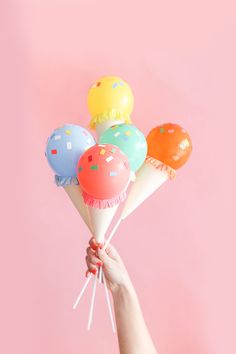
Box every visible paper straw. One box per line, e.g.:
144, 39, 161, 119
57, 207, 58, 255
99, 267, 103, 283
103, 272, 116, 333
87, 272, 98, 331
73, 274, 92, 310
104, 218, 122, 250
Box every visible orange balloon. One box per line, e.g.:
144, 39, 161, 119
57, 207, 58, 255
146, 123, 192, 170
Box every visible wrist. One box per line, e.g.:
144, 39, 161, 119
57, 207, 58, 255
111, 278, 135, 298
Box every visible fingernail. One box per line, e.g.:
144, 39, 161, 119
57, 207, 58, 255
85, 270, 89, 277
98, 243, 103, 249
90, 268, 97, 275
96, 261, 103, 267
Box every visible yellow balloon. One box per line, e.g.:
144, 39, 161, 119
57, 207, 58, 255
88, 76, 134, 129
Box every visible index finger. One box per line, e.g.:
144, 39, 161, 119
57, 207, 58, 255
89, 237, 98, 251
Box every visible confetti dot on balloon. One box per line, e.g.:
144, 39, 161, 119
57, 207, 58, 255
168, 129, 175, 133
98, 144, 106, 147
51, 149, 57, 155
125, 131, 131, 136
179, 139, 190, 150
172, 155, 180, 161
96, 82, 101, 87
111, 148, 116, 153
91, 165, 98, 170
100, 149, 106, 155
160, 128, 165, 133
88, 155, 93, 162
110, 171, 118, 176
112, 82, 118, 89
65, 130, 71, 135
106, 156, 114, 163
54, 135, 61, 140
78, 166, 83, 172
66, 142, 72, 150
114, 132, 120, 137
122, 136, 129, 141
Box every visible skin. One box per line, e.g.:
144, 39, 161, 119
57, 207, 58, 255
86, 238, 157, 354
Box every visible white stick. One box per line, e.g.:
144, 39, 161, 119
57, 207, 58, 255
99, 266, 103, 283
73, 274, 92, 310
103, 272, 116, 333
87, 272, 98, 331
104, 218, 122, 250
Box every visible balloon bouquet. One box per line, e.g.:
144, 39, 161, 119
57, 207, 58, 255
45, 76, 192, 332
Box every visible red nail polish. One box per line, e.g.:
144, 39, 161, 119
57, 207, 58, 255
91, 268, 97, 275
98, 243, 103, 249
96, 261, 103, 267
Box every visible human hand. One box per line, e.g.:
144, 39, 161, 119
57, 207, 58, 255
85, 237, 132, 294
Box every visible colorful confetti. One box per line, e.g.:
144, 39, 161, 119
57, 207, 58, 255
111, 148, 116, 153
114, 132, 121, 137
88, 155, 93, 162
160, 128, 165, 133
98, 144, 106, 147
112, 82, 118, 89
110, 171, 118, 176
91, 165, 98, 170
168, 129, 175, 133
125, 131, 131, 136
106, 156, 114, 163
179, 139, 190, 150
172, 155, 180, 161
66, 142, 72, 150
78, 166, 83, 172
65, 130, 71, 135
51, 149, 57, 155
100, 149, 106, 155
54, 135, 61, 140
96, 82, 101, 87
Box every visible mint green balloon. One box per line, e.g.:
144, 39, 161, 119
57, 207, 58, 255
99, 124, 147, 172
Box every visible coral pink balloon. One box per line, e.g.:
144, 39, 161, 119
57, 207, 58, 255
77, 144, 130, 200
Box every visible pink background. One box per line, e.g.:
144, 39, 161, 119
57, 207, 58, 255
1, 1, 235, 353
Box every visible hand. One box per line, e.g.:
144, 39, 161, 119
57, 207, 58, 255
85, 237, 132, 294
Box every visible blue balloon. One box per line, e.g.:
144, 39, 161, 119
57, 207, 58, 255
45, 124, 96, 181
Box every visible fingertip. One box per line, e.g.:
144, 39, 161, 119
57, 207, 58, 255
89, 237, 98, 251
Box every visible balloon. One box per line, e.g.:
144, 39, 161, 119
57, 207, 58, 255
78, 144, 131, 243
147, 123, 192, 169
99, 124, 147, 172
45, 124, 96, 180
77, 144, 130, 203
88, 76, 134, 129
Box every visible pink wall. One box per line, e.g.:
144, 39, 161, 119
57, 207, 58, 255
1, 1, 235, 353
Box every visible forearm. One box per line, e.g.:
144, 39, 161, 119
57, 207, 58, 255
112, 281, 157, 354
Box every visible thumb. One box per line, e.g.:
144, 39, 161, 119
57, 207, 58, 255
97, 247, 112, 266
